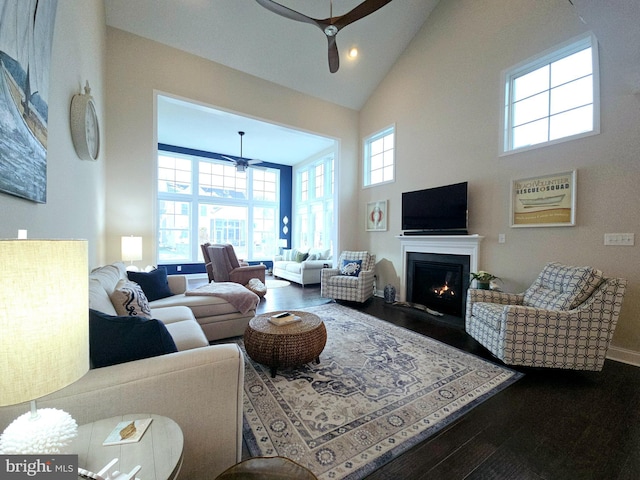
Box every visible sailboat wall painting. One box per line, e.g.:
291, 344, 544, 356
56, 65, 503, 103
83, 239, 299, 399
0, 0, 58, 203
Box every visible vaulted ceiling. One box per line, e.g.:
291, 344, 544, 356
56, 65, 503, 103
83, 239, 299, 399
105, 0, 441, 163
105, 0, 440, 111
104, 0, 640, 164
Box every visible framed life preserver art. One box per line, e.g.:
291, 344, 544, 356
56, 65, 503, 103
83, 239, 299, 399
366, 200, 387, 231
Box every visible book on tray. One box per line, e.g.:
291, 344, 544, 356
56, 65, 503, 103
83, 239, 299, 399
103, 418, 153, 445
269, 312, 301, 326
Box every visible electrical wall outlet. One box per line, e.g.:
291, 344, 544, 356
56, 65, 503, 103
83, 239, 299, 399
177, 265, 182, 271
604, 233, 635, 246
498, 233, 506, 244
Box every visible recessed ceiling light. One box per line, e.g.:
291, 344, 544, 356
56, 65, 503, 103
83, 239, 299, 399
348, 47, 358, 59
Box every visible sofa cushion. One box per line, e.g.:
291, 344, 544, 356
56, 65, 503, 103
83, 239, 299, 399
523, 262, 603, 311
110, 279, 152, 317
471, 302, 505, 332
340, 259, 362, 277
327, 275, 360, 288
284, 262, 303, 274
90, 262, 127, 296
89, 278, 118, 315
89, 309, 178, 368
127, 268, 173, 301
295, 251, 309, 262
308, 248, 331, 260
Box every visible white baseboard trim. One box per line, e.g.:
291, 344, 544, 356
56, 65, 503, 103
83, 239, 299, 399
607, 346, 640, 367
373, 294, 640, 368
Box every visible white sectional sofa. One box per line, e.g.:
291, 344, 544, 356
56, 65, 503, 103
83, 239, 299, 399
0, 262, 247, 479
91, 262, 257, 341
272, 248, 332, 286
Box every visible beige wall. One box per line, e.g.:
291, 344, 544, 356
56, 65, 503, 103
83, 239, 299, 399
1, 1, 636, 361
104, 28, 359, 268
359, 0, 640, 359
0, 0, 106, 265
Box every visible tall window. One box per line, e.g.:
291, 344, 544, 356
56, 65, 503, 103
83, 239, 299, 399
295, 154, 334, 252
364, 126, 395, 187
501, 33, 599, 154
158, 151, 280, 263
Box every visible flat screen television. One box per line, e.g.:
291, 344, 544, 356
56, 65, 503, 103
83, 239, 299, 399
401, 181, 468, 234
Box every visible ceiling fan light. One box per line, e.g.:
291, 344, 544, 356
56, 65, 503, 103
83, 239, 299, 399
236, 164, 246, 173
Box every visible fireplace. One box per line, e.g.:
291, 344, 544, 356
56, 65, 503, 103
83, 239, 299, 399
397, 234, 484, 324
406, 253, 470, 317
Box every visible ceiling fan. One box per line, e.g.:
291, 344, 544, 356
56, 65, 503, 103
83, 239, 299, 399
221, 131, 263, 172
254, 0, 394, 73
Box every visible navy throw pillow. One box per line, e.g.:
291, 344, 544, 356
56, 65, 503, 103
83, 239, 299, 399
89, 309, 178, 368
340, 259, 362, 277
127, 268, 173, 301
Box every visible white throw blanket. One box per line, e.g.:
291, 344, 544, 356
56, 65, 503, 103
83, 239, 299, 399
185, 282, 259, 314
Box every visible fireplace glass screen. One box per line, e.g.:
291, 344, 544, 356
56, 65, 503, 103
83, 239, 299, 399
407, 253, 470, 318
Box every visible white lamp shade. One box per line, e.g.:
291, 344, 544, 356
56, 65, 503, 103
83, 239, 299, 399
0, 240, 89, 407
121, 236, 142, 262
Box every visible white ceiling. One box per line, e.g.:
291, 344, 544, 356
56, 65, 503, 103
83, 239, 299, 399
105, 1, 640, 165
157, 95, 336, 165
105, 0, 440, 164
105, 0, 440, 111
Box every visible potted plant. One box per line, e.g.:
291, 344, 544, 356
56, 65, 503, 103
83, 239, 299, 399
470, 271, 500, 290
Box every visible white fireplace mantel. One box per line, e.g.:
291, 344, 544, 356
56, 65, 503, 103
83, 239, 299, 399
396, 234, 484, 302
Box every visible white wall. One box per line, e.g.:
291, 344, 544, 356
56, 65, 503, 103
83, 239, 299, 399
0, 0, 106, 265
359, 0, 640, 358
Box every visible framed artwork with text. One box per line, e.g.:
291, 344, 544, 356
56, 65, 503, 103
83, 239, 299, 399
511, 170, 577, 228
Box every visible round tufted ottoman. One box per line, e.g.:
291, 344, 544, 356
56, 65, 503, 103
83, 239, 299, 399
244, 311, 327, 377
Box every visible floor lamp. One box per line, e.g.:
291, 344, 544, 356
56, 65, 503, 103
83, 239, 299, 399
0, 240, 89, 454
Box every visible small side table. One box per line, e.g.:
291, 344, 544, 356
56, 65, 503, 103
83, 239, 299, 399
71, 414, 183, 480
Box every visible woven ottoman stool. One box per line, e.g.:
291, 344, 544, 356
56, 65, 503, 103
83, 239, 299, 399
244, 311, 327, 377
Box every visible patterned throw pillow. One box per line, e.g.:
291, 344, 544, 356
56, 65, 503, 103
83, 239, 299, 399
523, 262, 603, 311
340, 259, 362, 277
110, 279, 152, 317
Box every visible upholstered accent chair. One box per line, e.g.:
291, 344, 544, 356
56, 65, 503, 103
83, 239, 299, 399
466, 262, 627, 371
321, 251, 376, 303
201, 243, 266, 285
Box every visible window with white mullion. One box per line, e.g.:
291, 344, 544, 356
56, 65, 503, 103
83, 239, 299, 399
501, 33, 598, 154
364, 126, 395, 187
158, 150, 279, 263
294, 154, 334, 252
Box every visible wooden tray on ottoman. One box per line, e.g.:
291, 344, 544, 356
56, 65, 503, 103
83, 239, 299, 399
244, 311, 327, 377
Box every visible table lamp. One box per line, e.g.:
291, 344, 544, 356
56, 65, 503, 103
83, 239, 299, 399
0, 239, 89, 454
121, 235, 142, 271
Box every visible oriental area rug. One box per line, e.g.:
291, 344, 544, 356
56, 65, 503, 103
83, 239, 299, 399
239, 304, 522, 480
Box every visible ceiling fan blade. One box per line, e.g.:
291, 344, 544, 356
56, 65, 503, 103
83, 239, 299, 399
328, 36, 339, 73
221, 155, 237, 164
254, 0, 320, 28
247, 159, 263, 165
333, 0, 394, 31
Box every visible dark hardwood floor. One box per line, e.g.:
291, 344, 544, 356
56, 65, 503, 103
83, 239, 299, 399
252, 281, 640, 480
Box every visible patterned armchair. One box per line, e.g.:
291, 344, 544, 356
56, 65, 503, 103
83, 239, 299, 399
465, 262, 627, 371
321, 251, 376, 303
